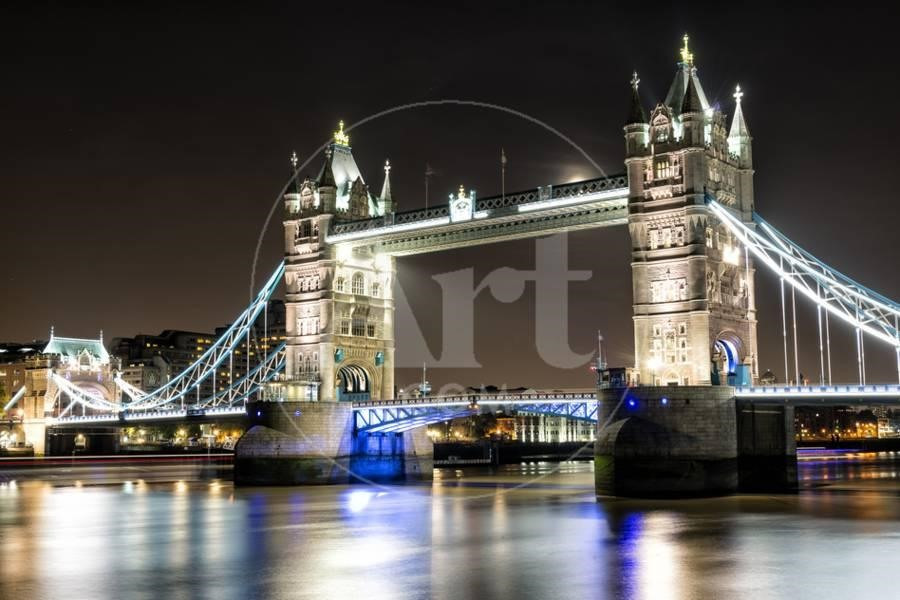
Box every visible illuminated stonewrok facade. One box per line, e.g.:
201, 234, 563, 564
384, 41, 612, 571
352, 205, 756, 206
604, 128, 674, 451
626, 35, 758, 385
280, 122, 396, 402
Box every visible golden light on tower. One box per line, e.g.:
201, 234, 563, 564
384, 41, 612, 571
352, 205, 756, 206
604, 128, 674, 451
333, 120, 350, 146
680, 33, 694, 66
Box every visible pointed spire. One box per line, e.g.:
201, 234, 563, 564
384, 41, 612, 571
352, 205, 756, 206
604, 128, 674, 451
290, 151, 298, 174
626, 71, 647, 124
729, 84, 750, 138
333, 120, 350, 147
49, 325, 54, 339
679, 33, 694, 67
380, 159, 393, 211
316, 146, 336, 187
99, 329, 104, 344
680, 71, 704, 114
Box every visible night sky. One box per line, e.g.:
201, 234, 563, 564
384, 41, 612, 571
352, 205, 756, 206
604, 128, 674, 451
3, 2, 898, 389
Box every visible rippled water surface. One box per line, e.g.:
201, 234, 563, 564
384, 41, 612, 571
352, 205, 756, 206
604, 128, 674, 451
2, 452, 900, 599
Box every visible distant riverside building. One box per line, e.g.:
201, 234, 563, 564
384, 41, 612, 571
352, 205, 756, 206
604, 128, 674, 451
1, 331, 117, 454
514, 414, 595, 443
110, 329, 218, 397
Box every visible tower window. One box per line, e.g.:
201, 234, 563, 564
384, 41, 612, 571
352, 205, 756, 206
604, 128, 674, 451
371, 282, 381, 297
367, 324, 376, 337
340, 320, 350, 335
351, 272, 365, 295
352, 317, 365, 337
335, 277, 346, 293
654, 158, 672, 180
649, 229, 659, 250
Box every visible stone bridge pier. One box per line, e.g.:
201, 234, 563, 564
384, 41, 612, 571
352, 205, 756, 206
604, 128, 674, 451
234, 401, 433, 485
595, 386, 796, 497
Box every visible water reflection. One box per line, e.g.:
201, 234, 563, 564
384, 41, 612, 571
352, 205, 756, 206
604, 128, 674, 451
1, 455, 900, 599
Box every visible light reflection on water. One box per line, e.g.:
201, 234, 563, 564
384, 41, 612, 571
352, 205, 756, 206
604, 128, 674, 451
1, 455, 900, 599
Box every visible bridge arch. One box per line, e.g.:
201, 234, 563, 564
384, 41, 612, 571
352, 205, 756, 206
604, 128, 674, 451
336, 363, 373, 402
713, 330, 745, 375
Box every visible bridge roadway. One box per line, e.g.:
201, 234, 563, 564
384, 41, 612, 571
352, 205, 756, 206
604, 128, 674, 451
47, 384, 900, 430
325, 175, 629, 255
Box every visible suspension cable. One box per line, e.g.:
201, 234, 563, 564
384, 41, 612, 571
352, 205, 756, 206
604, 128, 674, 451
855, 298, 864, 385
791, 263, 800, 384
817, 281, 825, 385
896, 314, 900, 385
825, 309, 833, 385
780, 256, 789, 384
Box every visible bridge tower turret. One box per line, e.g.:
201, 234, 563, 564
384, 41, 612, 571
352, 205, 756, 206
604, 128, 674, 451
281, 122, 396, 402
626, 35, 758, 386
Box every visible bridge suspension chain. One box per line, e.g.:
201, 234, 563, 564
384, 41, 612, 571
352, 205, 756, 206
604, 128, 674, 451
709, 199, 900, 383
112, 262, 285, 412
708, 200, 900, 349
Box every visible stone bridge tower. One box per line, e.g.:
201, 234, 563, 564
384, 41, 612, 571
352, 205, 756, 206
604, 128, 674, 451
625, 36, 758, 386
281, 122, 396, 402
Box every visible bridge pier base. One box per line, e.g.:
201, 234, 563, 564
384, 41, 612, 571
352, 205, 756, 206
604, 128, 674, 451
234, 402, 433, 485
595, 386, 796, 497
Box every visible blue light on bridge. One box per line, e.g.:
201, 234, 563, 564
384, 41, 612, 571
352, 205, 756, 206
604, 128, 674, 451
627, 398, 637, 409
661, 397, 669, 405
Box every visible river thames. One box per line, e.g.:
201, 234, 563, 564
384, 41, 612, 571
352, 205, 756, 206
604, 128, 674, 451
2, 451, 900, 599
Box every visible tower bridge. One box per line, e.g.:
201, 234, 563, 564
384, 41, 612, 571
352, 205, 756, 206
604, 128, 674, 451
26, 36, 900, 495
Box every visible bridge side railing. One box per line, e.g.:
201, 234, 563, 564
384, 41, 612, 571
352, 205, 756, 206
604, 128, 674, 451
329, 174, 627, 236
352, 391, 598, 409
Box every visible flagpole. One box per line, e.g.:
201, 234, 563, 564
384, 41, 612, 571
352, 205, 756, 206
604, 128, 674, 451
425, 163, 434, 209
501, 148, 507, 203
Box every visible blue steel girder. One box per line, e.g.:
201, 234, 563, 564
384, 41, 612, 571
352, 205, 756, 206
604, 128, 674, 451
354, 406, 477, 433
514, 402, 598, 422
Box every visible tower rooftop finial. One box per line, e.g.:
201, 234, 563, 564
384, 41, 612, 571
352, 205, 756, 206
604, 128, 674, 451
384, 159, 391, 174
680, 33, 694, 66
333, 120, 350, 147
630, 70, 640, 90
290, 150, 298, 171
733, 84, 744, 104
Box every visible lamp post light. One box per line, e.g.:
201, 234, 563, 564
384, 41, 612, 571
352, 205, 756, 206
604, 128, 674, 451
646, 357, 662, 386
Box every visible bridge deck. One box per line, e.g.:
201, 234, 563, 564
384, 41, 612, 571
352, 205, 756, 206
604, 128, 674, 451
326, 175, 628, 255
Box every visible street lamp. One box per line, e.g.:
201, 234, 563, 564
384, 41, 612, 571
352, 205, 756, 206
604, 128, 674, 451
646, 357, 662, 386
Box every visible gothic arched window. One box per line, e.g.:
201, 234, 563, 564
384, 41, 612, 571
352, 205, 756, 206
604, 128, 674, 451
352, 317, 365, 337
351, 272, 365, 295
371, 281, 381, 297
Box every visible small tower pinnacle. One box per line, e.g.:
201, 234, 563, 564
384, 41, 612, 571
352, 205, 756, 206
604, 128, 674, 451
333, 120, 350, 147
728, 84, 752, 163
627, 70, 647, 124
680, 33, 694, 66
290, 151, 298, 173
380, 159, 393, 213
